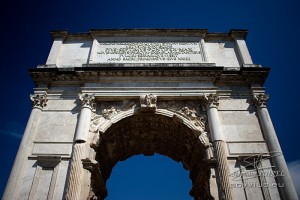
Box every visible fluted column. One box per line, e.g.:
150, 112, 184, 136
65, 94, 95, 200
204, 94, 233, 200
253, 94, 298, 200
3, 94, 47, 200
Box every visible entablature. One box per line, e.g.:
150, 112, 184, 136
29, 65, 270, 88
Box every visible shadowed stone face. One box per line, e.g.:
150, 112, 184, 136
95, 113, 212, 199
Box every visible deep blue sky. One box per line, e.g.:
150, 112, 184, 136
1, 0, 300, 198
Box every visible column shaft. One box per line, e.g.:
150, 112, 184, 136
75, 106, 92, 142
257, 106, 298, 200
207, 106, 223, 141
65, 143, 86, 200
65, 94, 95, 200
205, 94, 233, 200
213, 141, 233, 200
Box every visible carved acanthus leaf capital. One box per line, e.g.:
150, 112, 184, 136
30, 94, 48, 108
204, 94, 219, 108
140, 94, 157, 112
79, 94, 95, 109
253, 94, 269, 108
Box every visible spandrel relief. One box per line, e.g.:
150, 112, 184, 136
158, 100, 207, 131
90, 99, 138, 131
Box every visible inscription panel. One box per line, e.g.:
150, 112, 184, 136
96, 42, 204, 63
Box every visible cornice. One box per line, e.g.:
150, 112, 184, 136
49, 29, 249, 41
29, 65, 269, 86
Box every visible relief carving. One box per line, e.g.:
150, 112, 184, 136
181, 107, 206, 130
140, 94, 157, 112
198, 132, 214, 161
88, 100, 138, 138
79, 94, 95, 109
30, 94, 48, 108
253, 94, 269, 108
204, 94, 219, 108
102, 106, 119, 120
157, 100, 207, 132
81, 158, 107, 200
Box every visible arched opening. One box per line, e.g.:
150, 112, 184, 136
93, 112, 214, 199
106, 154, 193, 200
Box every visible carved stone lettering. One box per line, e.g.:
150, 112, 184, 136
97, 42, 204, 63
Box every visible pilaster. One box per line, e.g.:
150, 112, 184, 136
231, 30, 253, 65
3, 94, 48, 200
46, 31, 67, 65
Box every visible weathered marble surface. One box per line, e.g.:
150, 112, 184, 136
3, 29, 297, 200
44, 29, 254, 68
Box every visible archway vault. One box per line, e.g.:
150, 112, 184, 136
88, 102, 215, 200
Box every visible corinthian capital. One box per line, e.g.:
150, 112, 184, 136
79, 94, 95, 109
204, 94, 219, 108
30, 94, 48, 109
253, 94, 269, 108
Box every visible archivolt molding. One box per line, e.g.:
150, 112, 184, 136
88, 97, 215, 163
84, 96, 215, 200
89, 98, 209, 138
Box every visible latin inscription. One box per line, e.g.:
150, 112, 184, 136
96, 42, 203, 63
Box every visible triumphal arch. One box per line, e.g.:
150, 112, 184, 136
3, 29, 298, 200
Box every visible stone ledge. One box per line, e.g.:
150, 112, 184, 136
29, 66, 270, 86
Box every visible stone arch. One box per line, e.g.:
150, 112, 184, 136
90, 108, 215, 200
